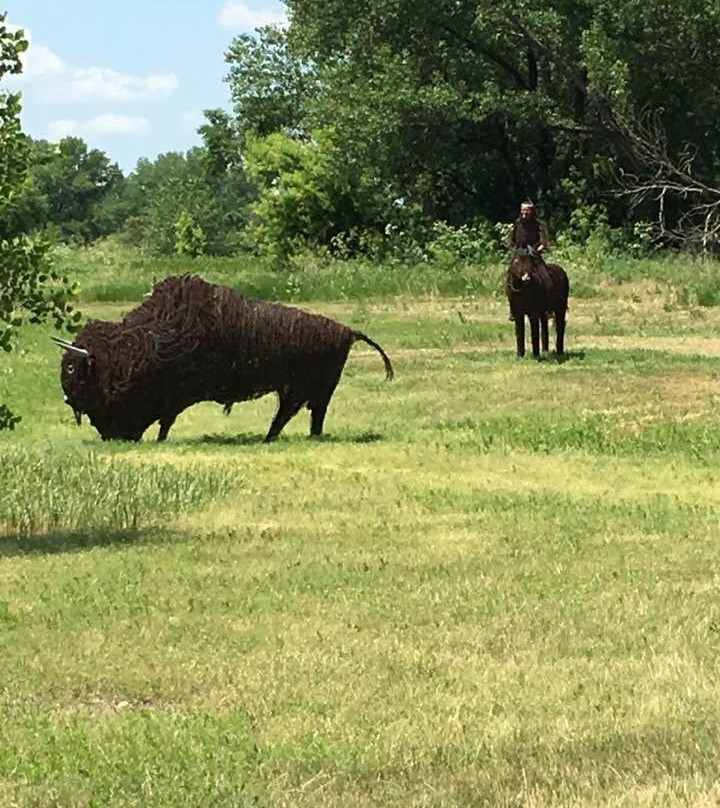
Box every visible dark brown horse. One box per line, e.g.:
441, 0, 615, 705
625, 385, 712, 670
506, 252, 569, 357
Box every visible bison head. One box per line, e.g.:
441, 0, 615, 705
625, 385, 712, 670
52, 333, 146, 441
52, 337, 94, 423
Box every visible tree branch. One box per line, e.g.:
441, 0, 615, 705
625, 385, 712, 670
503, 10, 720, 249
437, 21, 530, 90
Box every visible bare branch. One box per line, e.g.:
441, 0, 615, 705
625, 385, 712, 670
612, 111, 720, 248
503, 10, 720, 250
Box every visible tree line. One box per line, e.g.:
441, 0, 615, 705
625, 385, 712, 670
4, 0, 720, 262
0, 131, 252, 257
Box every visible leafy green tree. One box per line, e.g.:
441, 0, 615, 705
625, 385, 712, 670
282, 0, 610, 226
224, 26, 317, 137
0, 138, 51, 237
123, 152, 196, 254
120, 140, 252, 256
223, 0, 720, 249
243, 127, 415, 260
198, 109, 244, 176
122, 150, 217, 255
225, 6, 584, 244
576, 1, 720, 243
243, 130, 333, 259
0, 16, 78, 429
175, 209, 207, 257
197, 108, 255, 249
30, 136, 125, 244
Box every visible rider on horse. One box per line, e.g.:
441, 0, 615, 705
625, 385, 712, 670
507, 200, 551, 320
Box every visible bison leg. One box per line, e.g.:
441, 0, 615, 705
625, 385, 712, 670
555, 308, 567, 355
540, 313, 549, 353
265, 393, 304, 442
310, 402, 329, 437
309, 388, 339, 437
308, 370, 345, 437
529, 316, 541, 357
514, 315, 525, 357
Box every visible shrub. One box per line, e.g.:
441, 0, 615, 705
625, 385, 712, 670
175, 210, 208, 258
427, 221, 507, 266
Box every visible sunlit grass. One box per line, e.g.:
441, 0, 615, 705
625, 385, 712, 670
2, 261, 720, 806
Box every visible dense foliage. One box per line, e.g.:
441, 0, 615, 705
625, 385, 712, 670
224, 0, 720, 254
7, 1, 720, 259
0, 15, 78, 430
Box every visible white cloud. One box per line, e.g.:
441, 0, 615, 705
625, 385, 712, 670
47, 114, 151, 140
217, 1, 288, 30
85, 114, 151, 134
47, 67, 178, 104
47, 119, 78, 139
23, 44, 65, 79
4, 25, 177, 103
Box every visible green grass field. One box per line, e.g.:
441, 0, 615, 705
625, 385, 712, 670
2, 254, 720, 807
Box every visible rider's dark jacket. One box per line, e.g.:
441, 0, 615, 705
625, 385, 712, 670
508, 216, 549, 251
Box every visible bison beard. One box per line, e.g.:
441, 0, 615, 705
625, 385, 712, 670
57, 274, 393, 442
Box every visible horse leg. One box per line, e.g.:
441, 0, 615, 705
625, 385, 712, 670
540, 313, 549, 353
514, 314, 525, 357
555, 308, 567, 356
529, 316, 541, 357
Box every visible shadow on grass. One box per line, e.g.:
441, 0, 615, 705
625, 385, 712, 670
524, 350, 586, 364
311, 431, 386, 444
187, 430, 387, 447
192, 432, 266, 447
0, 527, 169, 558
546, 350, 586, 364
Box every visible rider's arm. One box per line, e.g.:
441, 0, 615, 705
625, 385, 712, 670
538, 222, 549, 252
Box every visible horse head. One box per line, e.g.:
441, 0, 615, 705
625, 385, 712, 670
507, 250, 543, 293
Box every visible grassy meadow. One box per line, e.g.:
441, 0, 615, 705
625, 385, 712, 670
2, 247, 720, 807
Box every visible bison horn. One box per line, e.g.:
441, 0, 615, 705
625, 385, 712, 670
51, 336, 89, 357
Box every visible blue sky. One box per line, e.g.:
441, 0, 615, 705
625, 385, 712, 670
1, 0, 287, 173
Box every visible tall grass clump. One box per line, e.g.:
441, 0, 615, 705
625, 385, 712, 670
0, 447, 238, 537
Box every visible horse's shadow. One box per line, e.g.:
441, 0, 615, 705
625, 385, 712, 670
533, 349, 586, 364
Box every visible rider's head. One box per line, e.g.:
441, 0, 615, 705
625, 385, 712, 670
520, 201, 535, 219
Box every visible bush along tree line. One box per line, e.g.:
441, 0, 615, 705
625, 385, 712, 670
2, 1, 720, 263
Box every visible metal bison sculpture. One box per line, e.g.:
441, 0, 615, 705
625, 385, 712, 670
506, 251, 569, 357
53, 274, 394, 442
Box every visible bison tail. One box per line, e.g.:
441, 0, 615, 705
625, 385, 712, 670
353, 332, 394, 380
